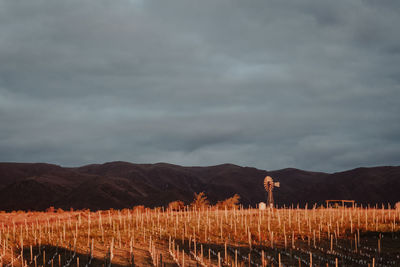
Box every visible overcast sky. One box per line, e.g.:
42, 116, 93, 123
0, 0, 399, 172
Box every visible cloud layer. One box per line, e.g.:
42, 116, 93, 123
1, 0, 399, 172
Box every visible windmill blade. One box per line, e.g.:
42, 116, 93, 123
264, 176, 273, 191
264, 176, 273, 183
274, 182, 280, 187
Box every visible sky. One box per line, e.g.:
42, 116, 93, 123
0, 0, 399, 172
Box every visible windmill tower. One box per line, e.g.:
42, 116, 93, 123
264, 176, 280, 208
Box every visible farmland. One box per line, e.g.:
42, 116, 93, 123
0, 205, 399, 267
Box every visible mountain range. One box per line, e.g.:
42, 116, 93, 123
0, 161, 399, 211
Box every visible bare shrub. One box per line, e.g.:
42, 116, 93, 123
216, 194, 241, 210
168, 200, 185, 211
46, 206, 55, 213
191, 192, 209, 210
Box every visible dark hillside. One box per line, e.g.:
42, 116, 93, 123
0, 162, 398, 211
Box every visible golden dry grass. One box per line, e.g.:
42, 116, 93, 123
0, 205, 399, 266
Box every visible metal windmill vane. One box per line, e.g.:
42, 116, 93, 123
263, 176, 280, 208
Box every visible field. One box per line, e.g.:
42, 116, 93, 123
0, 205, 399, 267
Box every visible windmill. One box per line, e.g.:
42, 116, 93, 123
264, 176, 280, 208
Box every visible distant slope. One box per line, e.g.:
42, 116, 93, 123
0, 161, 399, 211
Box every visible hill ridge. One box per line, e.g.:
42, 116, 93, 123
0, 161, 399, 211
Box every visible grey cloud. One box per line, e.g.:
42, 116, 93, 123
0, 0, 399, 172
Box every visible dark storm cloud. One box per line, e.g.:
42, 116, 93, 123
0, 0, 399, 172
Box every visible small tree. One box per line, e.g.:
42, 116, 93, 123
168, 200, 185, 211
216, 194, 241, 210
46, 206, 55, 213
57, 208, 64, 213
191, 192, 209, 210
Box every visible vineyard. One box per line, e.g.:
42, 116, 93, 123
0, 205, 399, 267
